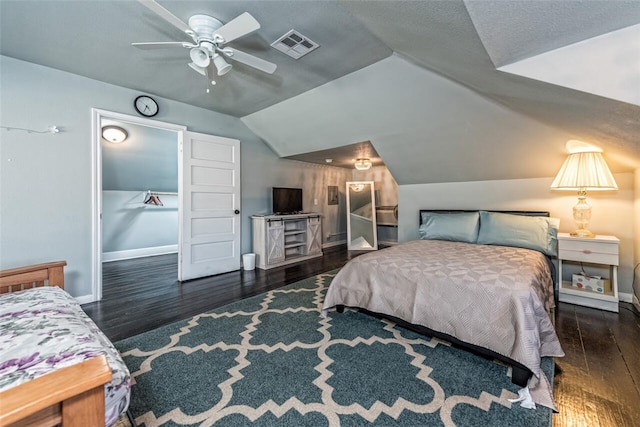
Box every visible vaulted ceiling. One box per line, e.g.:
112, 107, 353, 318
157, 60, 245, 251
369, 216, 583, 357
1, 0, 638, 185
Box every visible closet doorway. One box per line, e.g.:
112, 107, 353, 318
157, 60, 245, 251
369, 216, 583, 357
101, 117, 180, 297
91, 109, 242, 302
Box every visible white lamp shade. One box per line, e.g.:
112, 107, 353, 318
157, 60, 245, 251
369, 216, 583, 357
213, 54, 232, 76
550, 151, 617, 190
102, 126, 128, 143
190, 47, 210, 68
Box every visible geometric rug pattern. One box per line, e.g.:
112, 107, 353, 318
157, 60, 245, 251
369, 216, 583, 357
115, 270, 553, 426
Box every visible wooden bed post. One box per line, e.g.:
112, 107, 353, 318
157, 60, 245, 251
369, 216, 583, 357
0, 261, 67, 293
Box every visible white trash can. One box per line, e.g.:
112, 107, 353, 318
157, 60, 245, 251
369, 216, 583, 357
242, 253, 256, 271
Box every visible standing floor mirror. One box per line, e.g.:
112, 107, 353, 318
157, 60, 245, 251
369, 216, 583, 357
346, 181, 378, 250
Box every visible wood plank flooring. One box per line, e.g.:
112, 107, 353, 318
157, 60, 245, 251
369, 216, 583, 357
82, 247, 640, 427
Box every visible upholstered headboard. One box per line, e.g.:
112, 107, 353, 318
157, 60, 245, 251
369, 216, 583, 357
419, 210, 550, 225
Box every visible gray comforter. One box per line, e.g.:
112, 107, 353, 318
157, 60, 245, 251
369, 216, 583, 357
322, 239, 564, 408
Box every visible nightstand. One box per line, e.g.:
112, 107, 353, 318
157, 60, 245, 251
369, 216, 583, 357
557, 232, 619, 312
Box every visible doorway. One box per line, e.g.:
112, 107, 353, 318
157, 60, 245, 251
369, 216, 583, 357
92, 109, 243, 302
101, 118, 180, 297
92, 109, 186, 301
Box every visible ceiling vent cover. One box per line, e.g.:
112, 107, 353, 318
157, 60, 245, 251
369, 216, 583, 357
271, 30, 319, 59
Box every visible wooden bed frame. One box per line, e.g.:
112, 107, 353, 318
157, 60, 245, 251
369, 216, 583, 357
338, 210, 555, 388
0, 261, 112, 427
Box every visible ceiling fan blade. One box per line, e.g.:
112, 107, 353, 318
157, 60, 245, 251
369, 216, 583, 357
214, 12, 260, 44
224, 48, 277, 74
137, 0, 194, 38
132, 41, 194, 49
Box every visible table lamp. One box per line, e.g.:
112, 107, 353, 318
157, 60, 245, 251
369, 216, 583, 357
550, 147, 617, 237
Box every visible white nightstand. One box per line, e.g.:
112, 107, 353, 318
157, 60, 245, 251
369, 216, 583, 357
557, 232, 619, 312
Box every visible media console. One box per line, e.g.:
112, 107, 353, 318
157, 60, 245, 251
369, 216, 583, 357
251, 214, 323, 269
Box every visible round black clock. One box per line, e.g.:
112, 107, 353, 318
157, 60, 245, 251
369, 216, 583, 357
134, 95, 159, 117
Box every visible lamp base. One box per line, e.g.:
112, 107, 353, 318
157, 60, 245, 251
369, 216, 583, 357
570, 229, 595, 238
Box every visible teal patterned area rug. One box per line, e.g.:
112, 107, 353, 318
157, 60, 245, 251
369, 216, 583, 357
115, 270, 553, 427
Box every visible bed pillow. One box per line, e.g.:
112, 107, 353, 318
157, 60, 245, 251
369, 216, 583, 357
477, 211, 560, 256
419, 211, 480, 243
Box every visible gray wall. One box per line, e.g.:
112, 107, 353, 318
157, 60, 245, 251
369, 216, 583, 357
242, 54, 579, 186
101, 120, 178, 192
102, 190, 178, 256
0, 56, 344, 298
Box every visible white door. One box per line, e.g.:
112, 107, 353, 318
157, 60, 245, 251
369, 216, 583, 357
179, 131, 241, 281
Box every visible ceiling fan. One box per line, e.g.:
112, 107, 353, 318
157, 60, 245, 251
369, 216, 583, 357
133, 0, 277, 91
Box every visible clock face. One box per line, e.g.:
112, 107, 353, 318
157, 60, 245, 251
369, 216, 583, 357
134, 95, 158, 117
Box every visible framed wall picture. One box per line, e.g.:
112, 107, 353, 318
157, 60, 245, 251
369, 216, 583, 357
328, 186, 339, 205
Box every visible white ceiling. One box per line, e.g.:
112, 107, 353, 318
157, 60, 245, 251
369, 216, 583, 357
1, 0, 638, 184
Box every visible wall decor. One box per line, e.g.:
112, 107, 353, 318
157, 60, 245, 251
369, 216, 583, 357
328, 186, 339, 205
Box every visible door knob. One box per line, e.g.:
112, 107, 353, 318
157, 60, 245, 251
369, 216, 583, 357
234, 210, 240, 214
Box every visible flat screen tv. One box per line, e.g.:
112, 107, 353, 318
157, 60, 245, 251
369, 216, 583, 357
273, 187, 303, 214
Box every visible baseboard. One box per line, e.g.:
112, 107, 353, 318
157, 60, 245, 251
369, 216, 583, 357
102, 245, 178, 262
74, 294, 94, 305
323, 240, 347, 249
619, 291, 634, 304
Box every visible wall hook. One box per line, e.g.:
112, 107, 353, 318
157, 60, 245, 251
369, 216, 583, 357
0, 125, 60, 134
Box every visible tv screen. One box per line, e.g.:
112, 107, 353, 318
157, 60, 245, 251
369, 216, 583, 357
273, 187, 303, 214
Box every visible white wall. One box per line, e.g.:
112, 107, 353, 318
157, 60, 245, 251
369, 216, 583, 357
398, 173, 636, 297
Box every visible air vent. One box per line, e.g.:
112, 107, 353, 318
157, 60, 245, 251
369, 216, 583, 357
271, 30, 319, 59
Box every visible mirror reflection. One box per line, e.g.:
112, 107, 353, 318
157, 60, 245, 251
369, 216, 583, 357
346, 181, 378, 250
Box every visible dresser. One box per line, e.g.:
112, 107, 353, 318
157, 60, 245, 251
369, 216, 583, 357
557, 232, 619, 312
251, 214, 323, 269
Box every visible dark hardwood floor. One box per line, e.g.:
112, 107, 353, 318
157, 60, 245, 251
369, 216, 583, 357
82, 246, 640, 427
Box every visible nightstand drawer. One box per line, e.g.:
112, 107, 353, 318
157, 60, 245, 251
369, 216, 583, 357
558, 239, 619, 265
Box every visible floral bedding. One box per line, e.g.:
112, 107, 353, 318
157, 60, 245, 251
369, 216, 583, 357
0, 286, 130, 426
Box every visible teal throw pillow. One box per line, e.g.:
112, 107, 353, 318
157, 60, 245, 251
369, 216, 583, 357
419, 212, 480, 243
477, 211, 559, 256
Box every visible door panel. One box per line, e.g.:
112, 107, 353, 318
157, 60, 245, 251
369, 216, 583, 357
307, 217, 322, 255
179, 131, 241, 281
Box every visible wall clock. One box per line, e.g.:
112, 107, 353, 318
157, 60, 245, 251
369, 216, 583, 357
134, 95, 159, 117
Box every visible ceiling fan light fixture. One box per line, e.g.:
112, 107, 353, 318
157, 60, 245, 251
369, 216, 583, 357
132, 4, 277, 85
188, 62, 206, 76
213, 53, 232, 76
354, 158, 372, 170
190, 47, 210, 68
102, 125, 128, 143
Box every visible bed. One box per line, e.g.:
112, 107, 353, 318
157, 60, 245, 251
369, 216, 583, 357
322, 210, 565, 410
0, 261, 131, 427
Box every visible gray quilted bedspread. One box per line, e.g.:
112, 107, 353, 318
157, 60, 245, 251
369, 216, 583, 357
322, 240, 564, 406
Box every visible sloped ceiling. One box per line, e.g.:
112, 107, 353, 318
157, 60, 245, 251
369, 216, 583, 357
1, 1, 638, 185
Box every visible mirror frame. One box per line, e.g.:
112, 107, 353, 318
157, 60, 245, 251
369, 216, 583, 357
346, 181, 378, 251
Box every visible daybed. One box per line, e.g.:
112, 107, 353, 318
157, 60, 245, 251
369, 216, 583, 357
0, 261, 131, 427
322, 210, 565, 410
